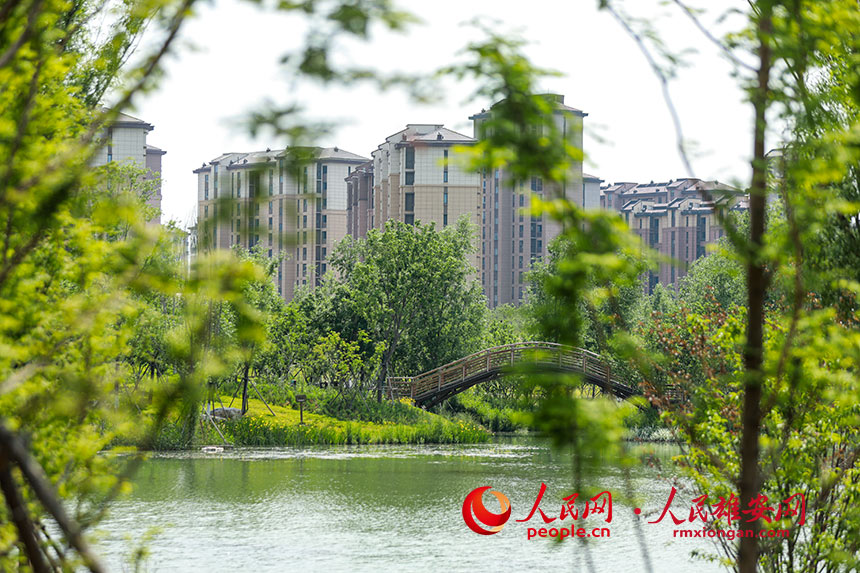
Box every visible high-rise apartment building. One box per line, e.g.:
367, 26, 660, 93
92, 111, 164, 225
194, 146, 368, 300
470, 94, 588, 307
345, 124, 482, 269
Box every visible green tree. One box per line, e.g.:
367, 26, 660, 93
328, 217, 486, 401
678, 241, 746, 312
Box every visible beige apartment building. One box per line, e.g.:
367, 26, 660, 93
92, 111, 165, 225
470, 94, 589, 307
194, 146, 368, 300
346, 123, 483, 269
604, 178, 746, 292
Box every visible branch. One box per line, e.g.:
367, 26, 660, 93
602, 1, 695, 177
0, 420, 105, 573
671, 0, 756, 72
0, 453, 51, 573
0, 0, 43, 69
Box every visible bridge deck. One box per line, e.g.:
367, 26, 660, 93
386, 342, 636, 408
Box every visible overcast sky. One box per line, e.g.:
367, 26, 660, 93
131, 0, 754, 227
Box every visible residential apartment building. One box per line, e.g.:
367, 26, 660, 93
349, 124, 483, 269
92, 111, 164, 225
604, 178, 746, 292
470, 94, 589, 307
202, 95, 599, 306
194, 146, 368, 300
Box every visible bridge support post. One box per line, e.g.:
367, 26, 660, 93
605, 363, 611, 396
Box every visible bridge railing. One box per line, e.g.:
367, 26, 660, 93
386, 342, 618, 401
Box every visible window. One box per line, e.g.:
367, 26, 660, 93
405, 171, 414, 185
405, 192, 415, 212
278, 159, 284, 193
405, 147, 415, 169
649, 217, 659, 247
204, 174, 209, 200
405, 213, 415, 225
443, 149, 448, 183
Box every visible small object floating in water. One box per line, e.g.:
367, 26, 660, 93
201, 446, 224, 454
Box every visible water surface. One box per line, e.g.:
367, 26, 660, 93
96, 437, 724, 572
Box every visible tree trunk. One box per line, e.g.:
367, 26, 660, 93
241, 363, 250, 414
0, 454, 50, 573
738, 4, 772, 572
376, 345, 395, 403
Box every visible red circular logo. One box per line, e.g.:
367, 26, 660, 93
462, 486, 512, 535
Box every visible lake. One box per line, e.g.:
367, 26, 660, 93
95, 437, 725, 572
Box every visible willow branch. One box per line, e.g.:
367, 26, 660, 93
602, 2, 695, 178
671, 0, 756, 72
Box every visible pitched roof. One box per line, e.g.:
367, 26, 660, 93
411, 127, 475, 143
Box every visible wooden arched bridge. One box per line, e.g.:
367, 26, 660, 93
385, 342, 637, 408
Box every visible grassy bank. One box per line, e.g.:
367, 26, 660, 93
196, 396, 490, 447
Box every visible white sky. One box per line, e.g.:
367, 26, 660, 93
130, 0, 754, 227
